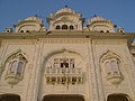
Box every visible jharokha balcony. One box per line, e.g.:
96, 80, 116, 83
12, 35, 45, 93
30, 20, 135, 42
45, 66, 83, 85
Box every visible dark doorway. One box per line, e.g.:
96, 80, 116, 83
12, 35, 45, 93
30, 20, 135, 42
43, 95, 84, 101
0, 94, 20, 101
107, 94, 129, 101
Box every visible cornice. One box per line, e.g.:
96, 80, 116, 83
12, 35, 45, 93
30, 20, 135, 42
0, 31, 134, 40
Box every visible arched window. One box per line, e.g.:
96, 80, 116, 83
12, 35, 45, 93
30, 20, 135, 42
70, 25, 74, 30
105, 61, 111, 74
26, 30, 29, 33
100, 30, 104, 33
106, 30, 109, 33
105, 59, 119, 74
56, 25, 61, 30
20, 30, 24, 33
17, 62, 24, 74
9, 61, 18, 74
110, 60, 119, 73
62, 25, 68, 30
5, 52, 27, 86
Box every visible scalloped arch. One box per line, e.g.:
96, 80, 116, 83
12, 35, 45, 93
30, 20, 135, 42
99, 50, 123, 63
0, 49, 28, 75
43, 48, 84, 65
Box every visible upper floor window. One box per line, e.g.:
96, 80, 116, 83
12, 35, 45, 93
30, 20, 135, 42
9, 61, 18, 73
70, 25, 74, 30
17, 62, 25, 74
54, 58, 75, 68
26, 30, 30, 33
56, 25, 61, 30
20, 30, 24, 33
62, 25, 68, 30
105, 58, 120, 74
100, 51, 123, 84
8, 56, 26, 75
100, 30, 104, 33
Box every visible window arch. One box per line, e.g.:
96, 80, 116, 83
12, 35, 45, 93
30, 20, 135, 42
106, 30, 109, 33
26, 30, 29, 33
45, 49, 85, 85
105, 58, 120, 74
70, 25, 74, 30
56, 25, 61, 30
7, 55, 27, 75
9, 61, 18, 74
100, 30, 104, 33
62, 25, 68, 30
20, 30, 24, 33
5, 51, 27, 86
17, 61, 25, 74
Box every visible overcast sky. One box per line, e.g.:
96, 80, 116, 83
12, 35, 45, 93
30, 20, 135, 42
0, 0, 135, 32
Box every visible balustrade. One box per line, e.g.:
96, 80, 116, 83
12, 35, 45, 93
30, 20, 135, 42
45, 66, 83, 84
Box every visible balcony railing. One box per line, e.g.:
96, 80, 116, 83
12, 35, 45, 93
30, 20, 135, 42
45, 66, 83, 84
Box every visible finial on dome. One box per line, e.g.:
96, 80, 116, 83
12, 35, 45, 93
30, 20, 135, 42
94, 14, 97, 17
35, 14, 38, 17
64, 5, 68, 8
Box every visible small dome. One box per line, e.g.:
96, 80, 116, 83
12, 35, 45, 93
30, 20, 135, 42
55, 5, 76, 15
24, 16, 43, 24
25, 16, 40, 20
89, 15, 106, 22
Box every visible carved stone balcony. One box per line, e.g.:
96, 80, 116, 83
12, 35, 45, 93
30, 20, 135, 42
5, 73, 23, 86
45, 67, 83, 84
106, 72, 123, 85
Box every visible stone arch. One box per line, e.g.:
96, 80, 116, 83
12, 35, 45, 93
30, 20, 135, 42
43, 48, 84, 66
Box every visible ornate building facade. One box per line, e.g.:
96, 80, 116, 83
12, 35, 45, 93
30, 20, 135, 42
0, 6, 135, 101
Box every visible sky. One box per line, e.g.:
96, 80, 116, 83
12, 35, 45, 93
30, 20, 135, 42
0, 0, 135, 32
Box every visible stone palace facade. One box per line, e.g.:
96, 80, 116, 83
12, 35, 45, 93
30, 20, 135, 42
0, 6, 135, 101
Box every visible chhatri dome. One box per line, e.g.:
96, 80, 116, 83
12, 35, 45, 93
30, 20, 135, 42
10, 6, 124, 33
55, 5, 76, 15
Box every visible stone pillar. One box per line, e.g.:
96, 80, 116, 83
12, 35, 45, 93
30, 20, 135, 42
94, 46, 105, 101
87, 39, 99, 101
25, 39, 43, 101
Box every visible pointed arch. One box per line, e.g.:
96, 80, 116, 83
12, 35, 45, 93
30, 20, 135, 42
100, 50, 122, 63
43, 48, 83, 65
